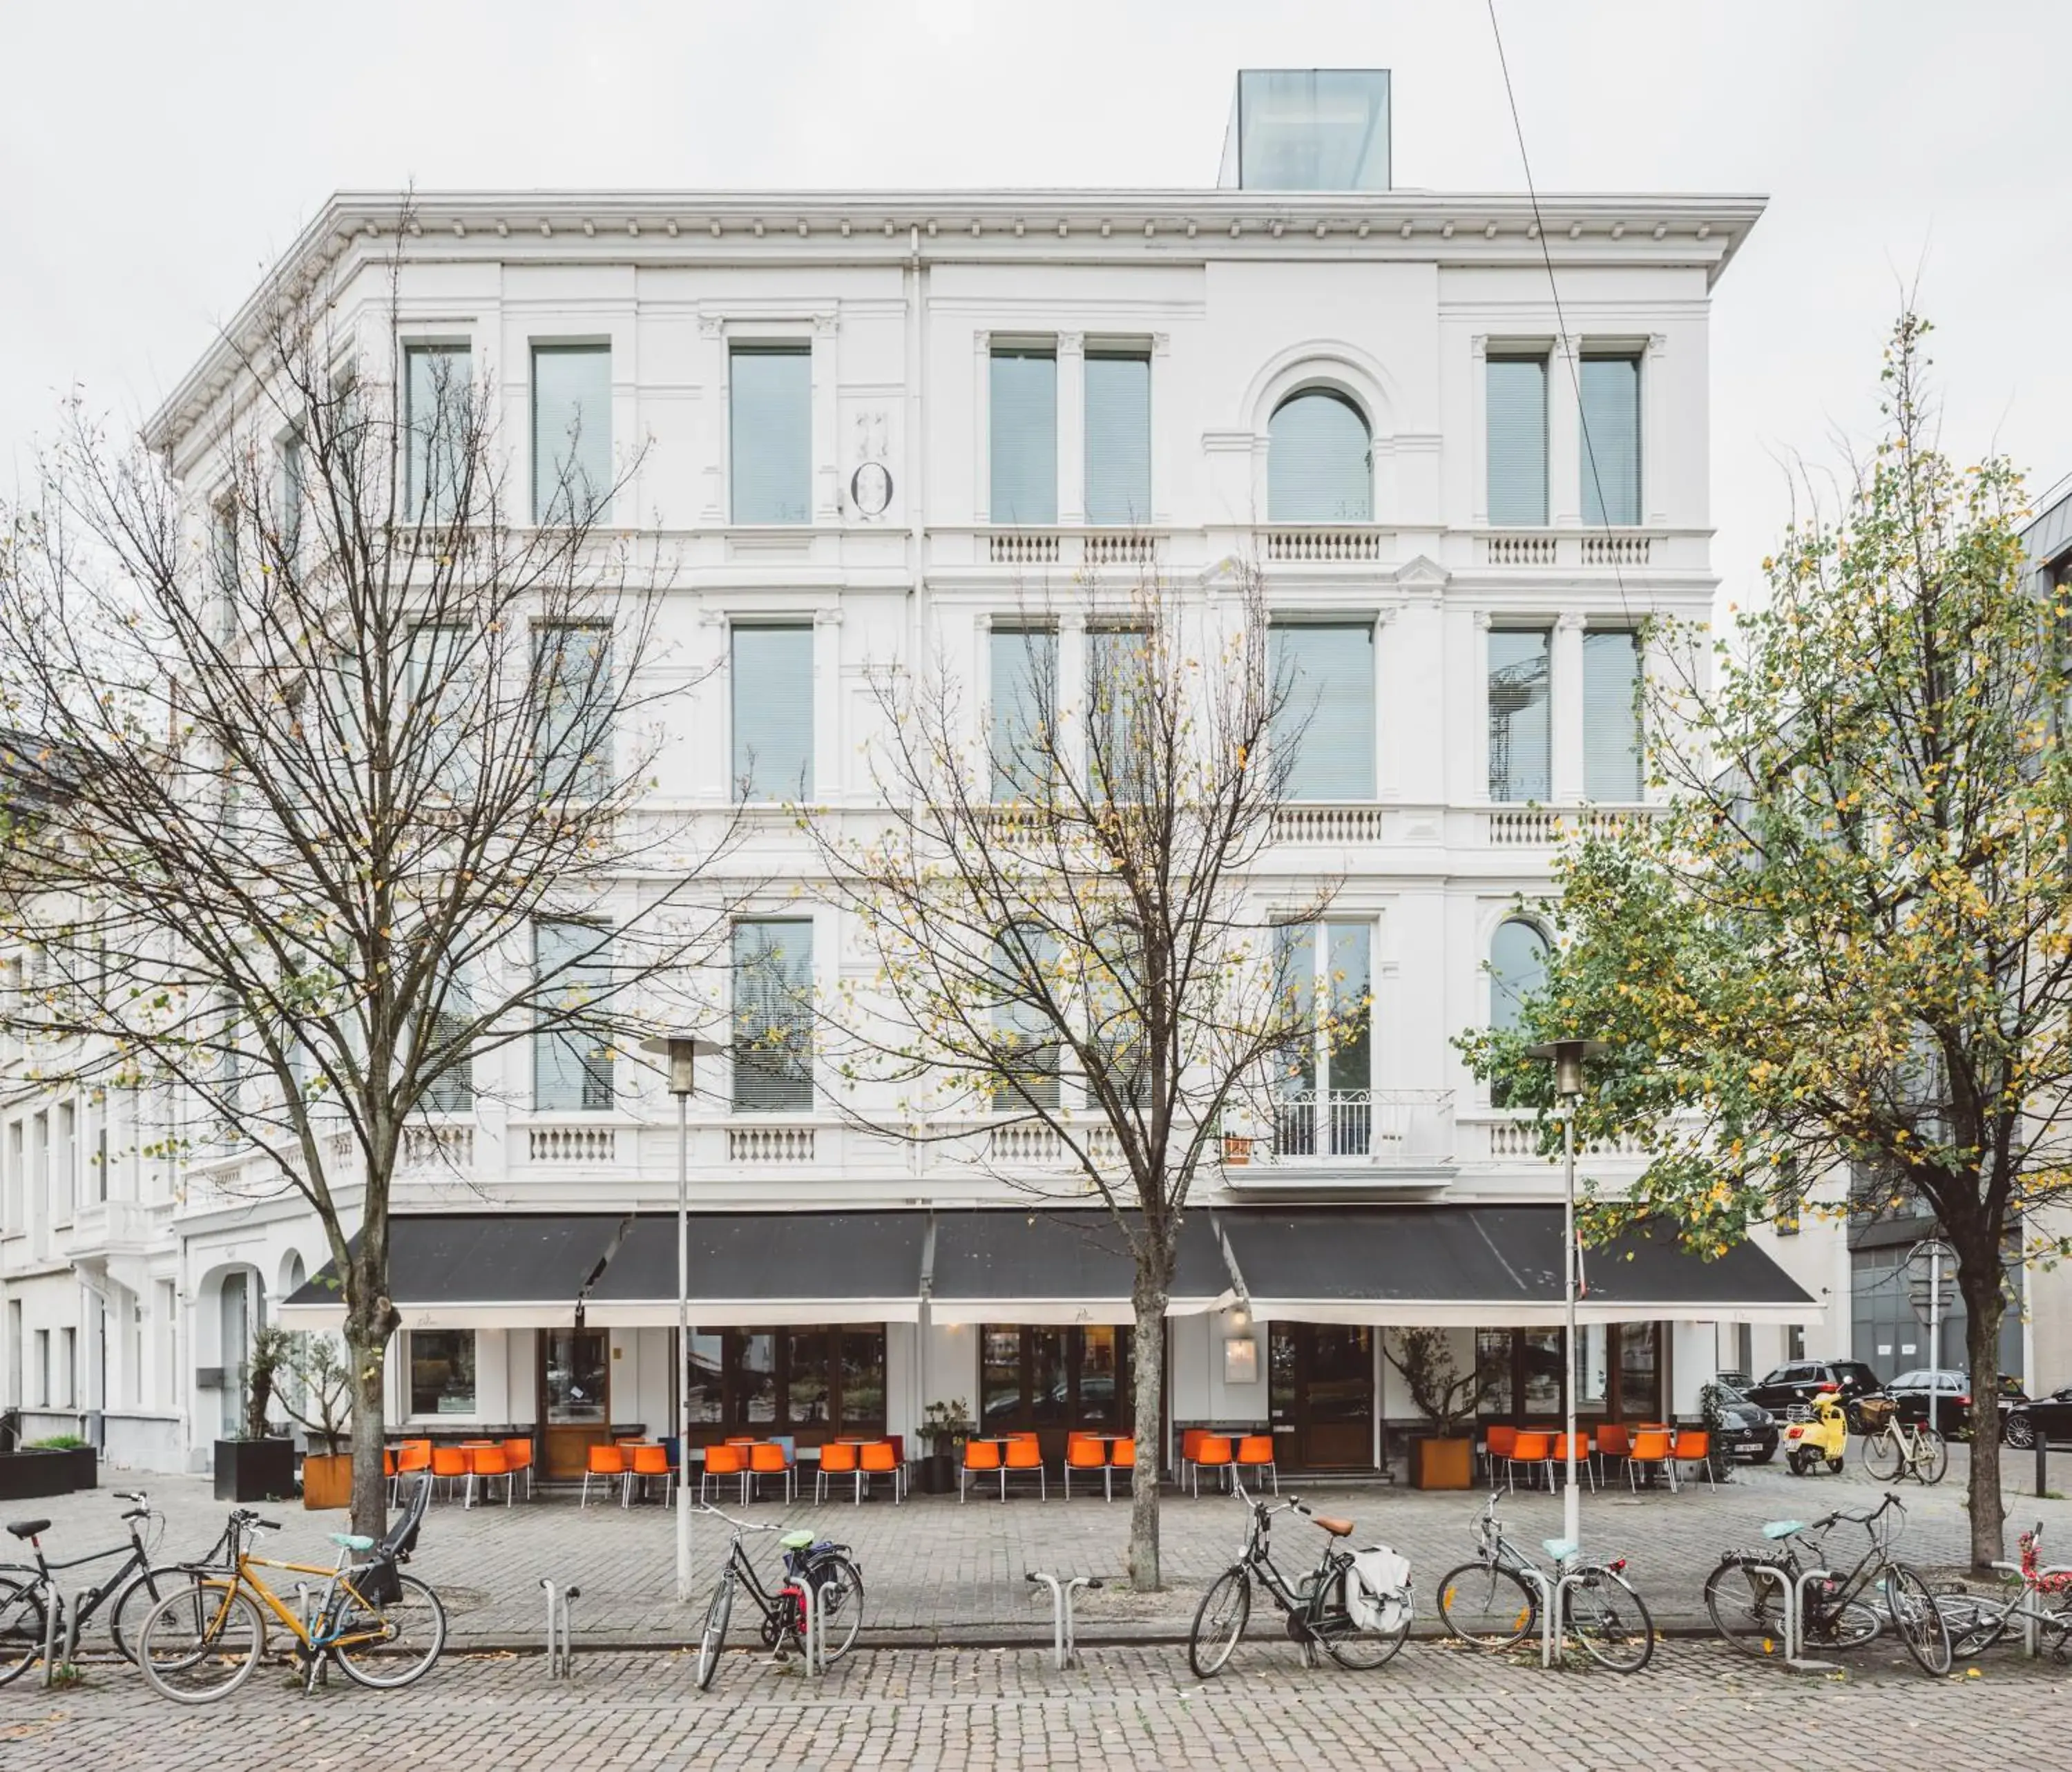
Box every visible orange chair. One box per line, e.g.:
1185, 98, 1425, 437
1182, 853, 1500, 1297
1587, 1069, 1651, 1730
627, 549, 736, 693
1549, 1432, 1596, 1492
580, 1443, 628, 1508
1671, 1428, 1715, 1490
1180, 1427, 1205, 1489
860, 1439, 905, 1505
429, 1445, 474, 1502
818, 1441, 863, 1505
1234, 1433, 1278, 1496
624, 1442, 675, 1508
390, 1439, 432, 1504
1483, 1424, 1519, 1487
702, 1442, 750, 1505
501, 1437, 535, 1501
1003, 1434, 1046, 1501
469, 1443, 515, 1508
1506, 1430, 1554, 1493
960, 1437, 1004, 1503
749, 1442, 796, 1505
1593, 1423, 1631, 1487
1191, 1434, 1233, 1498
1107, 1435, 1137, 1503
1626, 1429, 1677, 1492
1064, 1434, 1109, 1500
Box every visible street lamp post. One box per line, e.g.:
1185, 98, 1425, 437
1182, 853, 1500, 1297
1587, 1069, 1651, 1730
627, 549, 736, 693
642, 1033, 721, 1606
1526, 1037, 1607, 1554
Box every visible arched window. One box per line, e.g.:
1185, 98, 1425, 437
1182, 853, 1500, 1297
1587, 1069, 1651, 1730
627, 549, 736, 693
1488, 918, 1549, 1034
1268, 389, 1372, 522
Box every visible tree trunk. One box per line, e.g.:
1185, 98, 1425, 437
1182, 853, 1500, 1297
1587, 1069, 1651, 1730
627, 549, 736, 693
1129, 1268, 1168, 1592
1957, 1241, 2006, 1572
345, 1287, 396, 1541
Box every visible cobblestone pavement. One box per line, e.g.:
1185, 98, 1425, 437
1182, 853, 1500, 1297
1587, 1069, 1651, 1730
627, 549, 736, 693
4, 1637, 2069, 1772
8, 1445, 2068, 1649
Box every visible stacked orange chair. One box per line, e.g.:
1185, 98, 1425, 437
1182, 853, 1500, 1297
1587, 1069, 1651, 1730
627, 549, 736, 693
860, 1440, 904, 1504
470, 1443, 515, 1507
1593, 1423, 1631, 1487
1106, 1435, 1137, 1503
391, 1439, 432, 1505
1003, 1435, 1046, 1501
501, 1437, 535, 1501
702, 1442, 750, 1505
1625, 1429, 1676, 1492
627, 1443, 675, 1508
430, 1444, 470, 1503
1064, 1434, 1108, 1500
580, 1443, 627, 1508
1507, 1429, 1554, 1492
960, 1437, 1004, 1503
749, 1441, 796, 1504
1549, 1432, 1595, 1492
1234, 1433, 1278, 1496
1483, 1424, 1519, 1487
1671, 1427, 1714, 1489
818, 1441, 862, 1505
1191, 1433, 1233, 1498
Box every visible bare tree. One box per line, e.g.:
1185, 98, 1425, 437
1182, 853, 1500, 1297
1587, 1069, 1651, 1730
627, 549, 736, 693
0, 224, 740, 1533
810, 566, 1340, 1589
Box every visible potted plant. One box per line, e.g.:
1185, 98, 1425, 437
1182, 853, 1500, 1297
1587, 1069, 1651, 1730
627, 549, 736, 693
1697, 1383, 1736, 1485
917, 1398, 975, 1495
1384, 1327, 1481, 1490
281, 1334, 355, 1509
0, 1434, 98, 1500
213, 1326, 298, 1503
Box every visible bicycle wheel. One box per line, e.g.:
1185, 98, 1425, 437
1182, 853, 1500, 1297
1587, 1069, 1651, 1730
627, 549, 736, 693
1187, 1566, 1250, 1679
1803, 1599, 1881, 1651
1437, 1562, 1536, 1650
1917, 1429, 1948, 1485
1702, 1557, 1790, 1656
1567, 1567, 1654, 1673
1937, 1594, 2008, 1659
110, 1566, 206, 1666
1316, 1568, 1409, 1670
1885, 1565, 1953, 1675
814, 1556, 865, 1662
694, 1572, 733, 1692
0, 1576, 48, 1687
329, 1571, 448, 1690
1863, 1429, 1903, 1483
137, 1581, 265, 1704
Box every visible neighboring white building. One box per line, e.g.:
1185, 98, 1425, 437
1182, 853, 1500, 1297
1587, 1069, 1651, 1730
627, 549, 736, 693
1, 73, 1832, 1478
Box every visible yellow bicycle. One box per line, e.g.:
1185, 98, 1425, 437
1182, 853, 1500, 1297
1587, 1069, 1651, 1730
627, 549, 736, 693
135, 1506, 445, 1702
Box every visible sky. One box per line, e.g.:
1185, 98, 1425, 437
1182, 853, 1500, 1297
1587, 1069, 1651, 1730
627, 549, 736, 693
3, 0, 2069, 606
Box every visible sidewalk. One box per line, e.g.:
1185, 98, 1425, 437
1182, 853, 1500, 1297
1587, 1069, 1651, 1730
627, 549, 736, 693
13, 1445, 2067, 1649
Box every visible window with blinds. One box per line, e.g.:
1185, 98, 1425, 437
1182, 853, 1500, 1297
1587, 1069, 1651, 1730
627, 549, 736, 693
533, 623, 613, 800
992, 926, 1062, 1111
1267, 389, 1371, 523
1086, 626, 1151, 797
424, 1010, 475, 1113
990, 346, 1057, 524
1580, 352, 1642, 526
1271, 622, 1375, 800
733, 919, 814, 1112
533, 344, 612, 523
990, 624, 1057, 800
1582, 629, 1643, 801
405, 343, 470, 521
731, 624, 813, 802
534, 921, 614, 1110
1486, 354, 1548, 526
1084, 349, 1151, 526
1277, 921, 1372, 1155
1487, 628, 1551, 802
1488, 917, 1548, 1108
730, 345, 812, 523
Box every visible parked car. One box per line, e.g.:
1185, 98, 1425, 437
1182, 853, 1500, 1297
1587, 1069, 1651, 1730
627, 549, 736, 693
1745, 1360, 1887, 1430
1886, 1369, 2028, 1437
1706, 1378, 1779, 1463
2003, 1385, 2072, 1450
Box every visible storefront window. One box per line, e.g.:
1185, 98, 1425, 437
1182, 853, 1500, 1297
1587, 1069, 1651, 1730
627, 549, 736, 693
686, 1331, 725, 1423
1575, 1324, 1609, 1409
1078, 1326, 1123, 1428
1618, 1322, 1660, 1420
1519, 1329, 1563, 1416
1475, 1329, 1513, 1415
787, 1329, 831, 1427
981, 1328, 1022, 1432
686, 1325, 887, 1440
979, 1325, 1132, 1432
409, 1330, 476, 1416
739, 1332, 776, 1424
1475, 1322, 1662, 1421
838, 1329, 885, 1431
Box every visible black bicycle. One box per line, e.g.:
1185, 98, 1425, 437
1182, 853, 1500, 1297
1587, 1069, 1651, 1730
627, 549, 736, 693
0, 1492, 229, 1679
1187, 1474, 1413, 1678
691, 1503, 865, 1691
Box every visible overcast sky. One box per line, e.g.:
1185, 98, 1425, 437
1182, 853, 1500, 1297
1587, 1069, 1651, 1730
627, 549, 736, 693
4, 0, 2067, 601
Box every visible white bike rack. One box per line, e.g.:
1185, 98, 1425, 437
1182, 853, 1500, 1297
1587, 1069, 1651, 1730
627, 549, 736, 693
1026, 1571, 1102, 1670
800, 1578, 827, 1678
1987, 1557, 2072, 1659
540, 1578, 580, 1679
1749, 1562, 1836, 1673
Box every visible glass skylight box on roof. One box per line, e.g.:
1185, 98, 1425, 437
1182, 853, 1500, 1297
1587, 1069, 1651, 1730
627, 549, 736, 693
1218, 69, 1391, 192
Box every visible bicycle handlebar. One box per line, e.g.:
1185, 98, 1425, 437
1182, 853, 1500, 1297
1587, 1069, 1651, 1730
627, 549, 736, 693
691, 1501, 780, 1535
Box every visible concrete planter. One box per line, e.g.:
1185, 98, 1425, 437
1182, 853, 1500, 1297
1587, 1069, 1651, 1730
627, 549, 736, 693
213, 1436, 297, 1503
0, 1446, 97, 1500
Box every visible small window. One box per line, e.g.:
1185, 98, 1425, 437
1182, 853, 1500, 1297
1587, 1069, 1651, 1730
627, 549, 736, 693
1268, 390, 1370, 523
990, 346, 1057, 524
533, 344, 612, 523
1582, 630, 1643, 802
1084, 348, 1151, 526
1271, 622, 1375, 800
534, 921, 613, 1111
733, 919, 814, 1112
1488, 628, 1552, 802
405, 343, 472, 521
1486, 354, 1548, 526
1580, 351, 1642, 526
731, 624, 814, 802
730, 345, 812, 523
409, 1329, 477, 1416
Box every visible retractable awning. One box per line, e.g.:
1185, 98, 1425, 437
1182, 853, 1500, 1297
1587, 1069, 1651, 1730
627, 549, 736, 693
928, 1209, 1236, 1325
1216, 1205, 1816, 1327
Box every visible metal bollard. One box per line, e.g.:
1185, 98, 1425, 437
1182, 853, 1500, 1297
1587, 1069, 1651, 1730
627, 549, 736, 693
40, 1588, 61, 1688
540, 1579, 580, 1679
2037, 1432, 2049, 1503
801, 1581, 826, 1678
1025, 1571, 1102, 1670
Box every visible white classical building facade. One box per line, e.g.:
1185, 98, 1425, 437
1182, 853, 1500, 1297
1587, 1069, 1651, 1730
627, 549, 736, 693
2, 89, 1848, 1478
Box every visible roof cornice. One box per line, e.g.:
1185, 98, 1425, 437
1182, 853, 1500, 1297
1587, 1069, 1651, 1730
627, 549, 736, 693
144, 186, 1767, 454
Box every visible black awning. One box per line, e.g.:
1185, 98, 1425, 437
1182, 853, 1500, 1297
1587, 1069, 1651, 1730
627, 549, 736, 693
928, 1210, 1235, 1322
594, 1213, 928, 1323
1216, 1205, 1816, 1325
281, 1214, 623, 1321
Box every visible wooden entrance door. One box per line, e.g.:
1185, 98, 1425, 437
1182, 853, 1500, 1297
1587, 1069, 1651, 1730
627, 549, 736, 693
1269, 1324, 1374, 1469
538, 1327, 611, 1479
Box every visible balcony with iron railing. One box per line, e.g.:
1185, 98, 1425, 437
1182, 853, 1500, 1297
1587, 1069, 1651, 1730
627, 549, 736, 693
1220, 1088, 1454, 1189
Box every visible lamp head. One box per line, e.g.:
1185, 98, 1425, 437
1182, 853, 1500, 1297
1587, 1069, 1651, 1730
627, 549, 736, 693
1524, 1037, 1611, 1099
640, 1033, 725, 1097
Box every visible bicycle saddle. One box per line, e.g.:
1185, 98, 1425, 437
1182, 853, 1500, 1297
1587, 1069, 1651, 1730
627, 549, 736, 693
6, 1519, 50, 1539
1543, 1537, 1578, 1563
1763, 1521, 1804, 1539
1312, 1514, 1354, 1538
329, 1532, 376, 1552
779, 1530, 815, 1550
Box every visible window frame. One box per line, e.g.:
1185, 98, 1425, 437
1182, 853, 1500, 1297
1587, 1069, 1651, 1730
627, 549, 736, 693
533, 920, 615, 1113
1579, 348, 1644, 528
681, 1323, 886, 1444
731, 917, 815, 1113
728, 342, 814, 526
1486, 624, 1553, 804
729, 620, 815, 804
407, 1328, 478, 1419
1082, 343, 1153, 527
530, 340, 613, 526
1276, 918, 1374, 1157
1269, 618, 1378, 802
403, 340, 473, 523
1484, 349, 1550, 527
989, 341, 1059, 526
1267, 387, 1372, 524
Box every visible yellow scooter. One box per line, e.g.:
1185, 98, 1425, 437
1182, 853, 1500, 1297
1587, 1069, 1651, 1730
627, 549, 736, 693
1783, 1385, 1849, 1475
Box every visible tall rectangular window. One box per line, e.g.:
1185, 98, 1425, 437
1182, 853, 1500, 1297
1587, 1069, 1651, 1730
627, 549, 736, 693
423, 992, 474, 1115
989, 625, 1057, 800
1486, 354, 1548, 526
733, 919, 814, 1112
1086, 626, 1151, 796
534, 921, 613, 1110
1083, 348, 1151, 526
278, 432, 305, 558
990, 346, 1057, 524
1580, 352, 1642, 526
1277, 921, 1372, 1157
533, 623, 613, 800
730, 345, 812, 523
731, 624, 813, 802
409, 1329, 477, 1416
405, 343, 471, 521
1271, 622, 1375, 800
992, 927, 1061, 1111
1582, 629, 1643, 801
1487, 628, 1551, 802
533, 344, 612, 523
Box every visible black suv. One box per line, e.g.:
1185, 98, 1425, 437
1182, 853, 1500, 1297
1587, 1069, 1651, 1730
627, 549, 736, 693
1745, 1360, 1887, 1430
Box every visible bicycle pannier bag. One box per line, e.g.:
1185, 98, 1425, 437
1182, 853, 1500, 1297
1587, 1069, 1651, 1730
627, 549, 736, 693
1343, 1545, 1412, 1633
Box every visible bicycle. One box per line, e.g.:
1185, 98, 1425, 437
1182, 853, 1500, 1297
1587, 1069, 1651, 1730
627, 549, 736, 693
0, 1492, 231, 1679
1934, 1523, 2072, 1659
133, 1499, 445, 1703
1187, 1474, 1412, 1679
1700, 1490, 1951, 1675
1859, 1400, 1948, 1486
691, 1503, 865, 1691
1434, 1492, 1655, 1673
